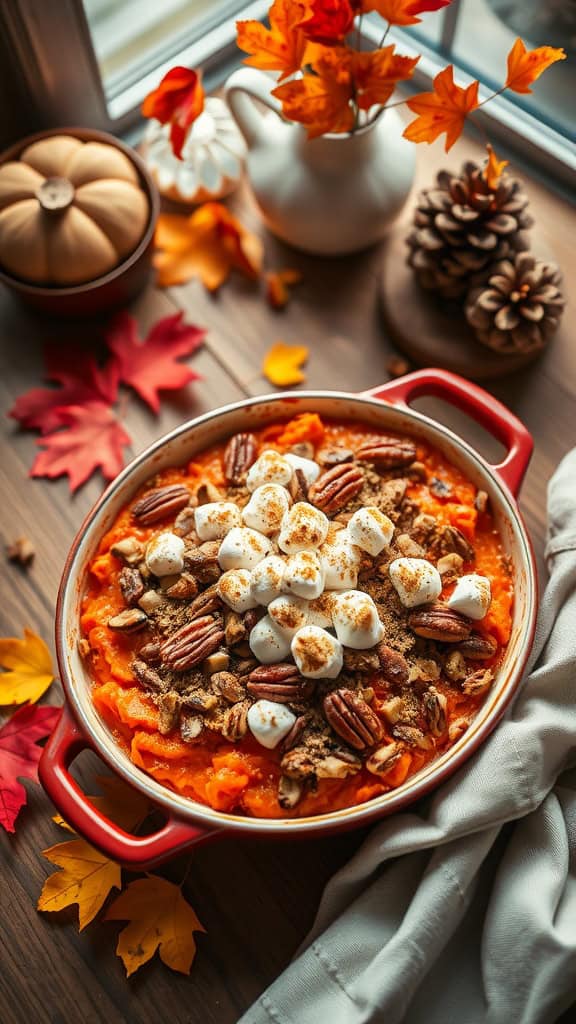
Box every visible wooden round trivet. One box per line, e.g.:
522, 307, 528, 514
379, 236, 542, 381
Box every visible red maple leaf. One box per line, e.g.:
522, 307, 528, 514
141, 67, 205, 160
0, 704, 60, 833
31, 403, 132, 492
9, 348, 118, 434
105, 312, 205, 413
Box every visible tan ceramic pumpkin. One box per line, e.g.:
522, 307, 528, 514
0, 134, 150, 285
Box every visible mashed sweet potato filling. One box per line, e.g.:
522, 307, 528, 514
82, 415, 513, 819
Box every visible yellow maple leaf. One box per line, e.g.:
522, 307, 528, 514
37, 838, 121, 930
154, 203, 263, 290
106, 877, 205, 977
262, 341, 309, 386
0, 627, 54, 705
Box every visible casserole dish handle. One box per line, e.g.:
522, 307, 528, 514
40, 709, 221, 869
363, 369, 532, 496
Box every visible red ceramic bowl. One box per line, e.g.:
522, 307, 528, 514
40, 370, 537, 868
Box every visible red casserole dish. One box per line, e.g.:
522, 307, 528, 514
40, 369, 537, 867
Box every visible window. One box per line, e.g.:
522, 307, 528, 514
363, 0, 575, 187
1, 0, 574, 185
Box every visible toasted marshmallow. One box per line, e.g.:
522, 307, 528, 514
278, 501, 329, 554
307, 592, 335, 629
249, 614, 291, 663
250, 555, 286, 606
448, 574, 491, 620
242, 484, 291, 535
246, 449, 293, 491
347, 507, 394, 556
291, 625, 343, 680
268, 594, 309, 636
283, 550, 325, 600
194, 501, 242, 541
145, 531, 185, 577
217, 569, 258, 612
247, 700, 296, 749
284, 452, 320, 487
218, 527, 272, 571
332, 590, 384, 650
320, 533, 362, 590
389, 557, 442, 608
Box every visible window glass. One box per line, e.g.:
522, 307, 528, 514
83, 0, 246, 100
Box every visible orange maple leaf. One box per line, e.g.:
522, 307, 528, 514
484, 144, 508, 190
272, 46, 355, 138
106, 877, 205, 977
237, 0, 308, 81
353, 46, 419, 110
504, 37, 566, 94
404, 65, 479, 151
154, 203, 263, 290
265, 269, 302, 309
363, 0, 453, 26
273, 44, 416, 137
142, 67, 204, 159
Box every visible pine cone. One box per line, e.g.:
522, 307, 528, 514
407, 161, 533, 300
465, 253, 565, 355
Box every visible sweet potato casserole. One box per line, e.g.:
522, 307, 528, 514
81, 413, 513, 818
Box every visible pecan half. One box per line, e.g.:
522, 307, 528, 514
308, 463, 364, 514
247, 663, 313, 702
323, 688, 383, 750
377, 644, 410, 686
422, 686, 447, 736
223, 432, 257, 484
107, 608, 148, 633
222, 700, 249, 741
281, 714, 308, 752
316, 447, 354, 467
247, 679, 314, 703
119, 567, 145, 606
160, 615, 224, 671
408, 603, 472, 642
137, 640, 162, 665
185, 583, 222, 620
356, 437, 416, 470
457, 633, 498, 660
132, 484, 190, 525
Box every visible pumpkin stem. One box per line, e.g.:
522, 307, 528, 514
36, 177, 75, 213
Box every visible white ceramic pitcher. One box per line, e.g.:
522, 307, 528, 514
224, 67, 416, 256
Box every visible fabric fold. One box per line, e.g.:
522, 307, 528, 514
241, 448, 576, 1024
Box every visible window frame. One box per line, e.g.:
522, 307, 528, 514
1, 0, 574, 191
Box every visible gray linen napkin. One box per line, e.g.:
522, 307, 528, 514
241, 448, 576, 1024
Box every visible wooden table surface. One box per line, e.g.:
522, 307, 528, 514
1, 131, 574, 1024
